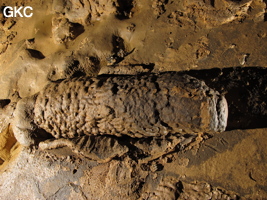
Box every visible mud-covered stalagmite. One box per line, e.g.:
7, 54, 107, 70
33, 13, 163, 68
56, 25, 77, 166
12, 72, 228, 149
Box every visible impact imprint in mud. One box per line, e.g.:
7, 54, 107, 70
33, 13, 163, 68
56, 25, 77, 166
11, 72, 228, 162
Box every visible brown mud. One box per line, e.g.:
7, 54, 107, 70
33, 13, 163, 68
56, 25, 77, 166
0, 0, 267, 199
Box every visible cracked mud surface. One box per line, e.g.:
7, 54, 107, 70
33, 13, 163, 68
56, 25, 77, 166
0, 0, 267, 199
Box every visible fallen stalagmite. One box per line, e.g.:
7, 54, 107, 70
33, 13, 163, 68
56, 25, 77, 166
11, 72, 228, 161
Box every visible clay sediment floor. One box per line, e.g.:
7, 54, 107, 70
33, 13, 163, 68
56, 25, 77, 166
0, 0, 267, 199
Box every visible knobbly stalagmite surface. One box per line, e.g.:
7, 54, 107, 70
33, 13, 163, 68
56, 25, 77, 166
12, 72, 227, 162
13, 73, 227, 143
0, 0, 267, 199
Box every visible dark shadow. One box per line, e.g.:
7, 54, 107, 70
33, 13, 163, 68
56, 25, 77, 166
0, 99, 11, 109
0, 6, 6, 14
0, 6, 8, 19
67, 60, 86, 78
26, 49, 45, 59
115, 0, 134, 20
263, 0, 267, 21
70, 23, 85, 40
182, 67, 267, 130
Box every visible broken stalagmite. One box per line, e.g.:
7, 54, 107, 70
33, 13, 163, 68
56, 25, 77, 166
12, 72, 228, 148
